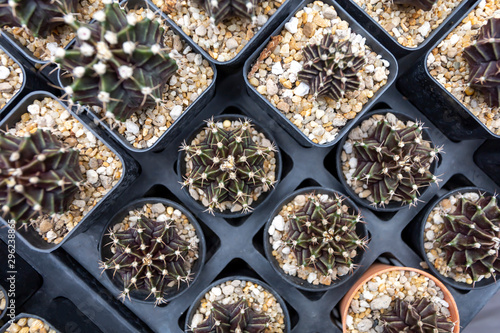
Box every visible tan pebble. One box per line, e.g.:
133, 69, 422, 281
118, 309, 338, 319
276, 101, 290, 113
223, 120, 231, 128
282, 80, 292, 89
17, 318, 27, 327
19, 328, 29, 333
303, 22, 316, 38
167, 207, 174, 215
8, 323, 21, 333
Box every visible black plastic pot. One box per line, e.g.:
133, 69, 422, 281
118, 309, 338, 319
397, 0, 499, 141
184, 276, 292, 333
0, 285, 7, 323
0, 313, 60, 333
0, 91, 139, 253
335, 0, 480, 58
417, 186, 498, 290
243, 0, 398, 148
474, 140, 500, 187
336, 109, 439, 212
177, 114, 283, 218
99, 197, 206, 305
263, 186, 368, 292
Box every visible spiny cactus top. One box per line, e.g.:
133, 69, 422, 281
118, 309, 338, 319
0, 0, 79, 38
198, 0, 262, 25
181, 118, 276, 214
55, 2, 178, 121
0, 129, 83, 224
350, 118, 441, 207
192, 298, 270, 333
380, 298, 454, 333
101, 215, 192, 305
434, 194, 500, 282
298, 33, 365, 101
392, 0, 438, 11
463, 17, 500, 108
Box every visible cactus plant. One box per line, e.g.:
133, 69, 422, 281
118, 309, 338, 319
55, 2, 178, 121
198, 0, 262, 25
349, 118, 441, 207
0, 129, 83, 224
0, 0, 79, 38
434, 194, 500, 282
282, 192, 368, 277
463, 17, 500, 108
392, 0, 438, 11
298, 33, 365, 101
100, 215, 192, 305
180, 118, 276, 214
380, 297, 454, 333
192, 298, 270, 333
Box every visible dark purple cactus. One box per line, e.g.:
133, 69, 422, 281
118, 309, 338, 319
198, 0, 262, 24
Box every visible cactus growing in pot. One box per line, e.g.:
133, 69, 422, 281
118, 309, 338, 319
0, 129, 83, 224
198, 0, 262, 24
54, 2, 178, 121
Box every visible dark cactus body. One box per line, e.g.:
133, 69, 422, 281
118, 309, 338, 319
351, 118, 440, 207
0, 129, 83, 223
198, 0, 262, 25
101, 215, 192, 305
393, 0, 438, 11
464, 18, 500, 107
284, 193, 367, 276
193, 298, 269, 333
298, 33, 365, 101
0, 0, 79, 37
55, 3, 178, 121
435, 195, 500, 282
380, 298, 454, 333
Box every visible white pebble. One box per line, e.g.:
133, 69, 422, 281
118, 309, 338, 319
418, 21, 431, 37
307, 272, 317, 283
86, 170, 98, 184
373, 67, 387, 82
272, 215, 285, 231
191, 314, 204, 328
283, 263, 297, 275
370, 295, 392, 310
284, 17, 298, 34
449, 34, 460, 46
195, 25, 206, 36
222, 285, 234, 296
151, 203, 165, 214
271, 62, 284, 75
289, 60, 302, 74
362, 290, 374, 300
349, 157, 358, 168
0, 66, 10, 80
226, 38, 238, 50
27, 104, 40, 115
125, 119, 139, 134
343, 142, 353, 154
294, 82, 310, 97
212, 287, 222, 296
433, 214, 444, 224
170, 105, 182, 120
357, 318, 373, 332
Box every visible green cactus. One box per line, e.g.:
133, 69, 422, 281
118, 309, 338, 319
463, 17, 500, 108
434, 194, 500, 282
281, 192, 368, 277
0, 129, 83, 224
100, 214, 192, 305
349, 117, 441, 207
380, 298, 454, 333
55, 2, 178, 121
0, 0, 79, 38
192, 298, 270, 333
298, 33, 365, 101
198, 0, 262, 25
180, 118, 276, 214
392, 0, 438, 11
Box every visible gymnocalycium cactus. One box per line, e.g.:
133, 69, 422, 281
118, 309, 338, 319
0, 0, 79, 37
180, 118, 276, 214
0, 129, 83, 224
100, 215, 192, 305
392, 0, 438, 11
192, 298, 270, 333
463, 17, 500, 108
55, 2, 178, 121
380, 298, 454, 333
434, 194, 500, 283
298, 33, 365, 101
349, 117, 441, 207
282, 192, 367, 278
198, 0, 262, 25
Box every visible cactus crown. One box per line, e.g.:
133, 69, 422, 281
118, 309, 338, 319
283, 193, 367, 277
100, 215, 192, 305
298, 33, 365, 101
391, 0, 438, 11
0, 0, 78, 38
181, 118, 276, 215
0, 129, 83, 224
380, 298, 454, 333
435, 194, 500, 282
463, 17, 500, 108
350, 118, 441, 207
55, 2, 178, 121
192, 298, 270, 333
199, 0, 262, 25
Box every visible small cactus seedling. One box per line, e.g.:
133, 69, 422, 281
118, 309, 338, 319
298, 33, 365, 101
181, 118, 276, 214
350, 117, 441, 207
464, 18, 500, 108
55, 2, 178, 121
380, 298, 454, 333
282, 192, 368, 278
434, 194, 500, 283
0, 129, 83, 224
101, 215, 192, 305
0, 0, 79, 37
198, 0, 262, 25
192, 298, 270, 333
392, 0, 438, 11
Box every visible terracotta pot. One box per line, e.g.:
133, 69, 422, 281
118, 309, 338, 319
339, 263, 460, 333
